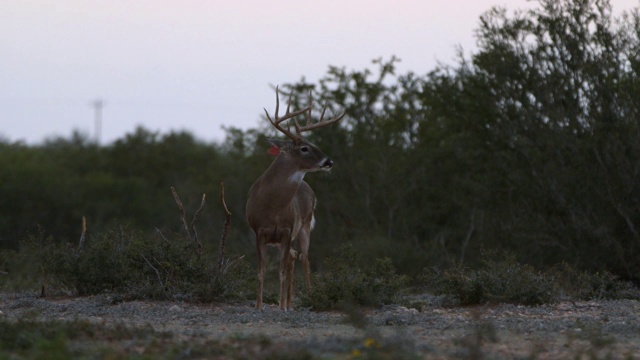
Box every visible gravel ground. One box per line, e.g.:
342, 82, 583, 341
1, 292, 640, 359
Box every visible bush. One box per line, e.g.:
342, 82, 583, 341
421, 252, 556, 305
421, 252, 640, 306
300, 243, 410, 310
7, 226, 253, 302
551, 263, 640, 301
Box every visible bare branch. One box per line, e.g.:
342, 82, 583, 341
218, 181, 232, 272
76, 216, 87, 256
154, 228, 170, 244
171, 187, 191, 241
190, 193, 206, 252
224, 255, 245, 273
140, 252, 167, 299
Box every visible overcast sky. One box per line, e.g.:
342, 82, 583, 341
1, 0, 638, 145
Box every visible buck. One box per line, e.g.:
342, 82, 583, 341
246, 87, 343, 310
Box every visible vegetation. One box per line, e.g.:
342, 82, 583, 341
0, 318, 316, 359
421, 252, 640, 306
300, 243, 409, 310
13, 226, 253, 302
2, 0, 640, 305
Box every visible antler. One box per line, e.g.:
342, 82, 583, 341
264, 86, 345, 142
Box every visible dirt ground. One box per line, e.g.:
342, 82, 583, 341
1, 292, 640, 359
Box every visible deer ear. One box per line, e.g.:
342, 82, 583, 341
267, 139, 290, 155
268, 145, 280, 156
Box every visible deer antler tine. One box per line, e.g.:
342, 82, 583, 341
306, 91, 314, 126
263, 108, 274, 124
265, 86, 341, 142
286, 92, 293, 115
293, 118, 303, 139
274, 85, 281, 119
319, 103, 328, 122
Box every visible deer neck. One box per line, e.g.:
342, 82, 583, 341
259, 155, 307, 205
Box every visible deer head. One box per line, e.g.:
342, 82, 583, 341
263, 86, 344, 172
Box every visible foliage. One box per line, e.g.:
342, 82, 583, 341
11, 226, 253, 302
300, 243, 409, 310
278, 0, 640, 280
551, 263, 640, 301
421, 252, 640, 305
2, 0, 640, 288
422, 252, 556, 305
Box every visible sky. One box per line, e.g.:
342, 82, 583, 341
1, 0, 638, 145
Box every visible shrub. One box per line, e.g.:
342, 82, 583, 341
551, 263, 640, 301
300, 243, 410, 310
421, 252, 556, 305
422, 252, 640, 305
9, 226, 253, 301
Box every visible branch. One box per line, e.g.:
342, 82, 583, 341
154, 227, 170, 244
190, 193, 206, 252
76, 216, 87, 256
171, 186, 193, 241
140, 252, 168, 299
218, 181, 232, 272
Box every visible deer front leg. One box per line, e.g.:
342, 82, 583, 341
286, 249, 298, 310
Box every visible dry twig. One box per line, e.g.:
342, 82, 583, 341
171, 186, 203, 253
76, 216, 87, 256
154, 227, 170, 244
191, 193, 206, 251
140, 252, 168, 299
218, 181, 232, 271
171, 186, 191, 239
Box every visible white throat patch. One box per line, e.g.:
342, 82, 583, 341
288, 171, 306, 184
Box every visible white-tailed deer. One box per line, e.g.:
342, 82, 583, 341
246, 87, 343, 310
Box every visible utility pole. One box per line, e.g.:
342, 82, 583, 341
91, 99, 104, 145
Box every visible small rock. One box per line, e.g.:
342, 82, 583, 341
169, 305, 183, 312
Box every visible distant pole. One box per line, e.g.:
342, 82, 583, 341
92, 99, 103, 144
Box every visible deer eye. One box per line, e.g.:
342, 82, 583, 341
300, 146, 310, 153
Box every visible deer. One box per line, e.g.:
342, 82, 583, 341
246, 87, 344, 310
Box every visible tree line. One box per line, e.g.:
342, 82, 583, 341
2, 0, 639, 281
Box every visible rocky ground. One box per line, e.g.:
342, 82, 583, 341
1, 292, 640, 359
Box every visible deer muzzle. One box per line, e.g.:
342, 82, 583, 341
321, 158, 334, 169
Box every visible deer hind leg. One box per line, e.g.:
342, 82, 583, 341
298, 226, 312, 291
255, 229, 269, 310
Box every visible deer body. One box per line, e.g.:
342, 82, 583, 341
246, 88, 343, 310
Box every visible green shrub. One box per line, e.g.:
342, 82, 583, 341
300, 243, 409, 310
422, 252, 640, 306
422, 252, 556, 305
9, 226, 253, 301
551, 263, 640, 301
